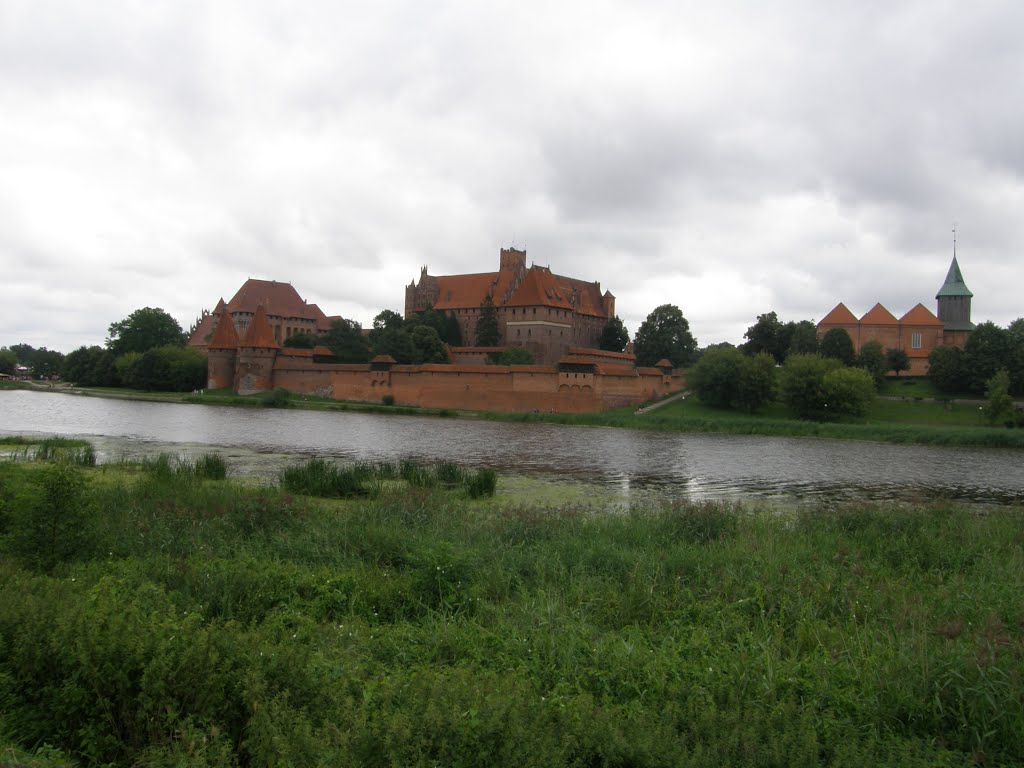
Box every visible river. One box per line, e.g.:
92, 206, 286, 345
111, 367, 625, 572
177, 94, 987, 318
1, 389, 1022, 506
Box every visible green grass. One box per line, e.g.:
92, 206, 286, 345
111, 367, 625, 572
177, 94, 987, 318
1, 456, 1023, 766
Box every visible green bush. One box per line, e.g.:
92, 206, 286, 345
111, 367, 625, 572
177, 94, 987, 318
261, 387, 292, 408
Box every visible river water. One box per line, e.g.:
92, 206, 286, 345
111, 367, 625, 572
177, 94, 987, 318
2, 389, 1022, 507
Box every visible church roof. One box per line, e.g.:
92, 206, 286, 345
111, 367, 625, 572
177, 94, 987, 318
818, 303, 859, 326
207, 309, 240, 349
227, 279, 333, 330
936, 256, 973, 298
240, 305, 279, 348
899, 303, 943, 326
860, 303, 898, 325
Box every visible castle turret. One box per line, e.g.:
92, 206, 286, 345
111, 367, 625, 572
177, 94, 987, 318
206, 303, 239, 389
235, 305, 280, 395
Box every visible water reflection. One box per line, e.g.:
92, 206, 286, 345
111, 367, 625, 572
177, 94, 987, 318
2, 389, 1022, 506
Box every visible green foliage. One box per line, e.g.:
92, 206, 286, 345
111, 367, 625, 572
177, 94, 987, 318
598, 315, 630, 352
381, 393, 395, 406
487, 347, 535, 365
372, 326, 418, 364
742, 311, 783, 362
409, 325, 447, 363
886, 347, 910, 377
819, 327, 855, 366
62, 345, 119, 387
690, 346, 776, 412
963, 321, 1017, 396
260, 387, 292, 408
106, 307, 185, 357
138, 452, 227, 480
984, 369, 1014, 426
0, 348, 16, 375
6, 463, 92, 570
928, 345, 965, 394
474, 295, 501, 347
26, 348, 65, 379
321, 318, 371, 363
779, 353, 843, 420
857, 340, 888, 385
411, 304, 462, 347
821, 365, 876, 418
131, 345, 207, 392
2, 459, 1023, 766
283, 332, 318, 349
782, 320, 819, 357
633, 304, 697, 367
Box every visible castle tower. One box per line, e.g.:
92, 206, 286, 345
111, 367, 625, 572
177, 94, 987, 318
936, 253, 974, 348
235, 304, 280, 395
206, 304, 239, 389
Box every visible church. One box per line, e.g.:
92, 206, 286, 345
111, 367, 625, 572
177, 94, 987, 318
405, 247, 616, 365
817, 255, 975, 375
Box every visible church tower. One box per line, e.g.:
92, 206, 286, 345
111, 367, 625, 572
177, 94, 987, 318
936, 241, 974, 348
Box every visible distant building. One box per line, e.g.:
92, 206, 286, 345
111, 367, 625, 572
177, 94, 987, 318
817, 255, 975, 375
188, 279, 341, 352
405, 247, 615, 365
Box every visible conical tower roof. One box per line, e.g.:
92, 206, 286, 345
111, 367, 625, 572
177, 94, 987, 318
936, 256, 973, 298
207, 308, 240, 350
241, 305, 279, 348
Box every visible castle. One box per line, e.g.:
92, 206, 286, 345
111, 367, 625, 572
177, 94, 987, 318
194, 250, 681, 412
187, 279, 340, 351
817, 255, 975, 375
405, 247, 615, 365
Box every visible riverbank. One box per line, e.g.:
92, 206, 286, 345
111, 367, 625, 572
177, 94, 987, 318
11, 379, 1024, 449
1, 453, 1022, 766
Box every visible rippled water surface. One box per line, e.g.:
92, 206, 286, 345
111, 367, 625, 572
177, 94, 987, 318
2, 389, 1022, 506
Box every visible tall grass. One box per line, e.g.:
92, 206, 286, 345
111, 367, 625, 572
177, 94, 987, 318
282, 458, 497, 499
1, 462, 1022, 766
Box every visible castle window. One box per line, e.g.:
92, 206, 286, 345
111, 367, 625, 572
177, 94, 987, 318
911, 333, 922, 349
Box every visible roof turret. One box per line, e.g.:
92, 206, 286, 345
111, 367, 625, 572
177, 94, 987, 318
207, 310, 240, 349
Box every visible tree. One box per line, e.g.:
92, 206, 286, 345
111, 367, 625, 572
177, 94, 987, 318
321, 319, 371, 363
9, 343, 35, 364
475, 295, 500, 347
690, 345, 775, 412
857, 340, 887, 385
779, 354, 842, 420
781, 320, 819, 358
819, 328, 855, 366
62, 346, 118, 387
633, 304, 697, 367
885, 348, 910, 377
742, 311, 784, 362
0, 348, 15, 375
106, 307, 185, 357
821, 366, 876, 419
372, 309, 404, 332
961, 321, 1013, 395
130, 345, 206, 392
411, 304, 462, 347
372, 326, 418, 364
488, 347, 535, 365
598, 315, 630, 353
409, 325, 447, 364
283, 333, 318, 349
984, 369, 1014, 426
928, 346, 964, 394
27, 348, 65, 379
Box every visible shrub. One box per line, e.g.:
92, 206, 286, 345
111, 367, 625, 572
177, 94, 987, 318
779, 353, 842, 420
466, 468, 497, 498
381, 394, 395, 406
261, 387, 291, 408
821, 365, 876, 418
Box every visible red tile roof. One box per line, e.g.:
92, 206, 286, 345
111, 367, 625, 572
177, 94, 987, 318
819, 303, 859, 325
505, 267, 573, 309
860, 303, 898, 325
207, 310, 240, 349
227, 279, 333, 330
240, 305, 279, 348
899, 303, 943, 326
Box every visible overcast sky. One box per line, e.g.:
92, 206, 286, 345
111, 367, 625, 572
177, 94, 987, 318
2, 0, 1022, 354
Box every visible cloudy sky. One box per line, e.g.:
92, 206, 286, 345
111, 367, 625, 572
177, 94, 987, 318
2, 0, 1021, 353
